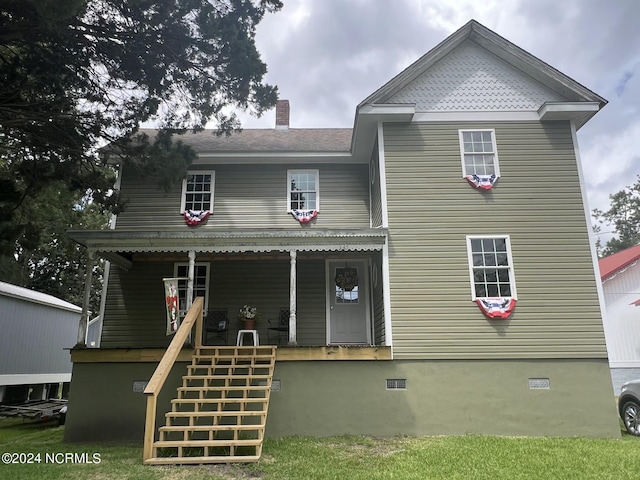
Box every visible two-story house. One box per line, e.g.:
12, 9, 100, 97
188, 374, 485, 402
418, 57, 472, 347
65, 20, 620, 463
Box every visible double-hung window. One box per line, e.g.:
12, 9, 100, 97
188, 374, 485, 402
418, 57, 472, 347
173, 263, 210, 317
459, 130, 500, 177
180, 171, 215, 213
287, 170, 319, 211
466, 236, 516, 299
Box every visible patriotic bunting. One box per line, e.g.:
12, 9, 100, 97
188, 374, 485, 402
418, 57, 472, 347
184, 209, 210, 226
291, 209, 318, 223
475, 297, 516, 319
466, 174, 497, 190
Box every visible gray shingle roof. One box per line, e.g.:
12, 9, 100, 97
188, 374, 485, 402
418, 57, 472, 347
139, 128, 353, 153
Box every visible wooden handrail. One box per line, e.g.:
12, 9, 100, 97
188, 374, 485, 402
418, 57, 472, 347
143, 296, 203, 462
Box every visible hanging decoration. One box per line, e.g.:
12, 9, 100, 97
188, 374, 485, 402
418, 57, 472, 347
466, 174, 497, 190
163, 278, 181, 335
184, 209, 210, 226
291, 209, 318, 223
475, 297, 516, 319
335, 266, 358, 291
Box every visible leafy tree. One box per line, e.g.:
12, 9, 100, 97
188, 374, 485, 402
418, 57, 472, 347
0, 183, 109, 313
0, 0, 281, 252
593, 175, 640, 257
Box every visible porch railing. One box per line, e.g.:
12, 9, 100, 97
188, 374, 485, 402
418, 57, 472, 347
143, 296, 204, 462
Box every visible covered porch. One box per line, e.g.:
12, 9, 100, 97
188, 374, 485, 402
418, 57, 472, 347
69, 228, 391, 353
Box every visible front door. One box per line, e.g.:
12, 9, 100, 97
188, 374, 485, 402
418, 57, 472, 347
327, 260, 370, 344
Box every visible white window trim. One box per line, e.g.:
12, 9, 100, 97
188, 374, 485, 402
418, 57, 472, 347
173, 262, 210, 315
180, 171, 215, 213
458, 129, 500, 178
465, 235, 517, 300
287, 169, 320, 212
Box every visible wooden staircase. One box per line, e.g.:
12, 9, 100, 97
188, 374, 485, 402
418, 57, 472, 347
145, 346, 277, 465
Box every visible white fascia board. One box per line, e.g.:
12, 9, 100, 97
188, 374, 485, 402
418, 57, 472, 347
358, 103, 416, 120
413, 111, 540, 123
538, 102, 601, 129
0, 373, 72, 386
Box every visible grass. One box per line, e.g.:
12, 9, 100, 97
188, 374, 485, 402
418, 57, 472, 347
1, 418, 639, 479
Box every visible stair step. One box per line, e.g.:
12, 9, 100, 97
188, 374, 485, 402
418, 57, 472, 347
193, 350, 275, 357
159, 424, 264, 432
172, 398, 268, 405
166, 410, 266, 418
145, 455, 260, 465
183, 374, 272, 380
154, 439, 262, 448
178, 385, 270, 392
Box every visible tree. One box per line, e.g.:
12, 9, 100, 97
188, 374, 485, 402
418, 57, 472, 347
592, 175, 640, 257
0, 183, 109, 313
0, 0, 281, 252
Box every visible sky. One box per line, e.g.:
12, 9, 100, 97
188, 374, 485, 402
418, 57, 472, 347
233, 0, 640, 238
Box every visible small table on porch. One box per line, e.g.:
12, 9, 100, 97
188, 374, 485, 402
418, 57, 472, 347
236, 329, 259, 346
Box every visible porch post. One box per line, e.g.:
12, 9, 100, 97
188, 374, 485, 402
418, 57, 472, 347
77, 249, 95, 347
187, 250, 195, 310
289, 250, 297, 346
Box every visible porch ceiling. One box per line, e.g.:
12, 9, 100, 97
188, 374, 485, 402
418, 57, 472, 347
68, 228, 388, 256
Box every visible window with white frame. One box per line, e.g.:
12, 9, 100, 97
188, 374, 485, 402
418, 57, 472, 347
459, 130, 500, 177
180, 172, 215, 213
173, 263, 210, 316
287, 170, 319, 211
466, 236, 516, 299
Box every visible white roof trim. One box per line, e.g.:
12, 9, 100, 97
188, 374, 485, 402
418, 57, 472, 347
69, 229, 388, 255
0, 373, 72, 385
538, 102, 601, 124
0, 281, 82, 314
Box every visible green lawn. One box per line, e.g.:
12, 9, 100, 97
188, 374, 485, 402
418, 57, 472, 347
1, 418, 638, 479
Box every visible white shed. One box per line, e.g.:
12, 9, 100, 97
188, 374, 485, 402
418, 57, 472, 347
599, 244, 640, 394
0, 281, 80, 403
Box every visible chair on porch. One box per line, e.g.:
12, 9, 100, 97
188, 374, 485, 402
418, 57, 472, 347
203, 309, 229, 345
267, 308, 290, 345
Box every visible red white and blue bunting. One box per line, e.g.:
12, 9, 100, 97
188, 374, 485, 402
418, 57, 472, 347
466, 174, 497, 190
291, 209, 318, 223
475, 297, 516, 319
184, 209, 210, 226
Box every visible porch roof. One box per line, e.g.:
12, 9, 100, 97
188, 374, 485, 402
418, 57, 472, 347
69, 228, 387, 267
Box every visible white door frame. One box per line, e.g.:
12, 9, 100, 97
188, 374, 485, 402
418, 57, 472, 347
325, 259, 372, 345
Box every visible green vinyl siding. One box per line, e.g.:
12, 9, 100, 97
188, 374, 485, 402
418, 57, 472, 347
383, 121, 605, 360
115, 163, 370, 230
101, 262, 173, 348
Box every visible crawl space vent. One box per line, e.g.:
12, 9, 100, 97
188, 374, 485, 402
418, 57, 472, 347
528, 378, 550, 389
386, 378, 407, 390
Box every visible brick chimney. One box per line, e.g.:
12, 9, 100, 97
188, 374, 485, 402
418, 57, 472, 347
275, 100, 289, 129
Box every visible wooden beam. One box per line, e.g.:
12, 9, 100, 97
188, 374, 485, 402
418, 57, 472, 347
275, 346, 392, 361
71, 345, 392, 362
71, 348, 196, 363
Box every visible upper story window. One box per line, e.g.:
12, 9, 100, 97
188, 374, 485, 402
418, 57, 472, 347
180, 171, 215, 213
288, 170, 319, 211
466, 236, 516, 299
459, 130, 500, 177
174, 263, 210, 317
